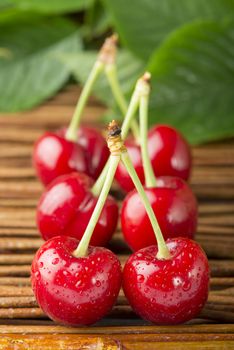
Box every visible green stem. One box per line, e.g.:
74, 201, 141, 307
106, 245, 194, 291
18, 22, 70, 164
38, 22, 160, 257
91, 88, 140, 197
66, 61, 104, 142
91, 159, 110, 197
121, 89, 140, 140
121, 151, 171, 260
73, 155, 120, 257
105, 64, 127, 115
105, 63, 140, 140
139, 94, 157, 188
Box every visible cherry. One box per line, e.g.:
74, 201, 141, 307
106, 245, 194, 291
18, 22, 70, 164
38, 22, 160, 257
32, 120, 125, 326
77, 127, 109, 179
115, 137, 144, 193
37, 172, 118, 247
121, 176, 198, 251
123, 238, 209, 324
33, 126, 109, 186
31, 236, 122, 326
115, 124, 192, 192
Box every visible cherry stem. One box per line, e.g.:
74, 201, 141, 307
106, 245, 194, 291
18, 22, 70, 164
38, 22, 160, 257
139, 73, 157, 188
66, 61, 104, 142
73, 121, 123, 258
121, 151, 171, 260
105, 63, 140, 140
66, 33, 139, 143
91, 86, 140, 197
73, 155, 120, 257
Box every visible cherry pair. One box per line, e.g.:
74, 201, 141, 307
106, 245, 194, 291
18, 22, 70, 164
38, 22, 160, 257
33, 34, 134, 186
120, 73, 197, 251
32, 120, 209, 326
32, 121, 124, 326
32, 235, 209, 326
35, 62, 140, 248
35, 71, 146, 247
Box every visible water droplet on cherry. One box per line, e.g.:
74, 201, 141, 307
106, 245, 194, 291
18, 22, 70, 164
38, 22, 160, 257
52, 257, 59, 265
39, 261, 44, 268
137, 274, 145, 283
182, 281, 191, 291
75, 280, 82, 288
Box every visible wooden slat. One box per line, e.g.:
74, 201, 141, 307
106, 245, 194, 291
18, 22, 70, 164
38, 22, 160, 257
0, 296, 36, 308
0, 254, 34, 265
0, 265, 31, 277
0, 105, 104, 129
0, 168, 35, 178
0, 277, 31, 286
0, 334, 120, 349
0, 308, 45, 319
0, 333, 233, 350
0, 238, 42, 251
0, 198, 37, 207
0, 286, 32, 297
0, 323, 233, 334
198, 203, 234, 215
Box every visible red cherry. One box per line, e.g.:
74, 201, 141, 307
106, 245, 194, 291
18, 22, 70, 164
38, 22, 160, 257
115, 125, 191, 192
33, 126, 109, 186
115, 138, 144, 193
33, 131, 87, 186
31, 236, 122, 326
121, 176, 197, 251
37, 172, 118, 246
77, 127, 109, 180
123, 238, 209, 324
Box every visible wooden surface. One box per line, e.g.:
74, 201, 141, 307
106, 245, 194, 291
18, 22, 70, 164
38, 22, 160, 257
0, 85, 234, 349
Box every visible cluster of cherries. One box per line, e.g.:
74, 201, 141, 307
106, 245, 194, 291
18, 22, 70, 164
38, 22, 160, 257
31, 35, 209, 327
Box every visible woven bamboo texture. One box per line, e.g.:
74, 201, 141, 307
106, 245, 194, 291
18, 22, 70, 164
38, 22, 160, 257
0, 85, 234, 349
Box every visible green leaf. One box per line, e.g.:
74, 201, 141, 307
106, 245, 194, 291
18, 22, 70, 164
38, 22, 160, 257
0, 17, 81, 112
147, 19, 234, 144
83, 0, 111, 40
59, 50, 144, 105
0, 0, 12, 9
9, 0, 93, 14
104, 0, 234, 60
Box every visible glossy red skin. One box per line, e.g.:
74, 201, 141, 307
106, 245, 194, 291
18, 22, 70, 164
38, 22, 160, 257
33, 126, 109, 186
115, 125, 192, 192
121, 176, 197, 251
31, 236, 122, 326
37, 172, 118, 247
77, 127, 109, 180
123, 238, 209, 325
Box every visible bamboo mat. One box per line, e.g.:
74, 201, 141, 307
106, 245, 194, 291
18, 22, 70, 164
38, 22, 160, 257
0, 85, 234, 349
